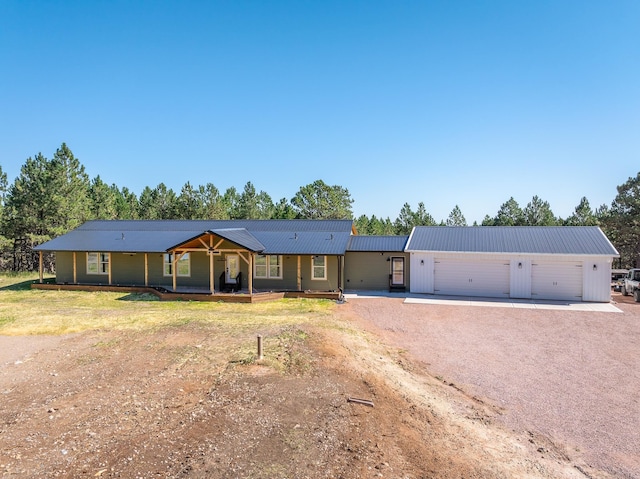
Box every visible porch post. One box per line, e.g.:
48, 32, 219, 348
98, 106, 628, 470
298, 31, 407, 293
73, 252, 77, 284
338, 255, 343, 291
249, 253, 253, 296
144, 253, 148, 286
297, 255, 302, 291
172, 253, 178, 292
209, 250, 215, 294
39, 251, 43, 283
108, 253, 112, 285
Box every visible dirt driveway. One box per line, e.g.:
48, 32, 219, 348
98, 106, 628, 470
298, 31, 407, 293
343, 293, 640, 479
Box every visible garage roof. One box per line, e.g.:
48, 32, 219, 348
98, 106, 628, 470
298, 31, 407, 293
34, 220, 354, 255
405, 226, 619, 256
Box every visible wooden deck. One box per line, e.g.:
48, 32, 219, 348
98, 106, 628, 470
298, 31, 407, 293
30, 283, 342, 303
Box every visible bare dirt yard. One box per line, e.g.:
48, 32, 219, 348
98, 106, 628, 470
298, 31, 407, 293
0, 292, 636, 478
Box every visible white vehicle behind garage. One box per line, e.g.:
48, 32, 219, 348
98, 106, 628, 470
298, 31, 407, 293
621, 268, 640, 302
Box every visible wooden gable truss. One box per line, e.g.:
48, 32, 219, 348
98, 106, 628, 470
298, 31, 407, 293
167, 232, 256, 294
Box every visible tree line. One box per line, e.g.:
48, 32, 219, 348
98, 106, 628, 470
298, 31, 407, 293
1, 143, 638, 272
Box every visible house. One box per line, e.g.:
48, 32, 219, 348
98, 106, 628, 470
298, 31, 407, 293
406, 226, 618, 302
33, 221, 618, 303
33, 220, 355, 300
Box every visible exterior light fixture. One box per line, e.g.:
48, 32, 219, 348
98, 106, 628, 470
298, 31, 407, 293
593, 264, 597, 271
518, 262, 522, 269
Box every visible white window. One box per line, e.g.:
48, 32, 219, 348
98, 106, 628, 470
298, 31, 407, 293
87, 252, 109, 275
254, 255, 282, 279
312, 255, 326, 280
164, 253, 190, 277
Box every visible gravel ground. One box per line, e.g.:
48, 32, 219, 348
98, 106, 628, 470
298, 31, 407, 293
343, 292, 640, 479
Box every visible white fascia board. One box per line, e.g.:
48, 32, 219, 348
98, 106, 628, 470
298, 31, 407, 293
404, 227, 417, 252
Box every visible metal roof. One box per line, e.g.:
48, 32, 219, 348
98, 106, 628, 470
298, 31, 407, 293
347, 235, 408, 252
405, 226, 619, 256
60, 219, 354, 232
33, 229, 194, 253
251, 231, 352, 255
34, 220, 354, 254
210, 229, 266, 252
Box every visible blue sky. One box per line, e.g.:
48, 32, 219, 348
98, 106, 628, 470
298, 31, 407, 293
1, 1, 638, 224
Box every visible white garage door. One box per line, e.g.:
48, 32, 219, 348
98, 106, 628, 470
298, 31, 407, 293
531, 262, 582, 301
434, 259, 510, 298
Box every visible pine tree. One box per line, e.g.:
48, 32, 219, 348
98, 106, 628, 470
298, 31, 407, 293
564, 197, 597, 226
113, 186, 139, 219
607, 172, 640, 267
523, 196, 558, 226
89, 176, 118, 219
48, 143, 91, 235
446, 205, 467, 226
3, 154, 53, 270
176, 182, 203, 219
291, 180, 353, 219
272, 197, 296, 219
200, 183, 228, 219
493, 197, 525, 226
394, 203, 415, 235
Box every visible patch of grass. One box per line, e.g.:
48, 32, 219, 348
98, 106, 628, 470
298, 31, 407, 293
260, 327, 315, 375
0, 273, 51, 291
0, 274, 335, 336
0, 315, 17, 328
93, 337, 122, 348
118, 293, 160, 302
282, 427, 307, 451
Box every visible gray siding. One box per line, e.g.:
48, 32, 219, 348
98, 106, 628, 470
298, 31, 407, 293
148, 252, 213, 289
345, 252, 410, 290
75, 252, 109, 284
253, 255, 340, 291
253, 255, 297, 291
147, 253, 170, 287
111, 253, 145, 285
301, 255, 339, 291
55, 252, 75, 283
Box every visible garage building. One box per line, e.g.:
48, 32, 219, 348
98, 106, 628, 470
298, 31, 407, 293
406, 226, 618, 302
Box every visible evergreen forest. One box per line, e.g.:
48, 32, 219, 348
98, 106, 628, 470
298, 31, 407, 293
1, 143, 638, 272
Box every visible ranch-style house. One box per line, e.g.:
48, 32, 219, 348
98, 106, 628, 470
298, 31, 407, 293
33, 220, 618, 303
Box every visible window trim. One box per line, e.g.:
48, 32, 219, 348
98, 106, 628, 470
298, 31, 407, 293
87, 252, 109, 275
254, 254, 283, 279
163, 253, 191, 277
311, 255, 327, 280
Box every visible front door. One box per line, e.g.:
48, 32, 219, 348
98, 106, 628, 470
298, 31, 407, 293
391, 257, 405, 286
226, 254, 239, 283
